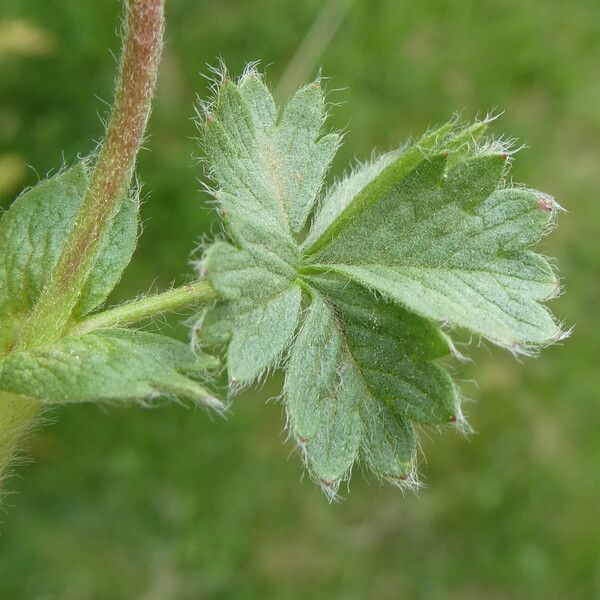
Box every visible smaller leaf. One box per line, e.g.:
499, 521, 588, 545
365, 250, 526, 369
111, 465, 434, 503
0, 162, 139, 353
76, 187, 139, 317
311, 276, 457, 425
0, 329, 222, 410
200, 70, 338, 256
203, 241, 301, 384
0, 165, 88, 324
285, 293, 362, 491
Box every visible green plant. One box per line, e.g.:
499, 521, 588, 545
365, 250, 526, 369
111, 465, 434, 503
0, 0, 565, 500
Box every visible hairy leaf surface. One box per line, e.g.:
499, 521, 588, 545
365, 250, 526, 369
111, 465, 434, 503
285, 292, 424, 491
202, 241, 301, 383
0, 163, 138, 354
197, 69, 564, 494
0, 163, 221, 414
200, 73, 338, 260
307, 153, 560, 350
0, 329, 220, 408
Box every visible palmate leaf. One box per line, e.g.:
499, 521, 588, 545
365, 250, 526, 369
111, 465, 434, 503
197, 67, 564, 494
0, 163, 221, 411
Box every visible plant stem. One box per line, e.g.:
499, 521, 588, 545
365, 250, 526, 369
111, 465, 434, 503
0, 0, 164, 490
17, 0, 164, 349
72, 281, 217, 335
0, 392, 39, 491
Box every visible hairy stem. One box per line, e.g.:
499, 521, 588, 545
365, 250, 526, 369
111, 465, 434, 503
0, 0, 164, 490
72, 281, 217, 335
18, 0, 164, 349
0, 392, 38, 491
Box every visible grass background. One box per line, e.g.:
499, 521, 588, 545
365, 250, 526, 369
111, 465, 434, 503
0, 0, 599, 598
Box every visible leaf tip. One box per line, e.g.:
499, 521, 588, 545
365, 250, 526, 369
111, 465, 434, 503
385, 466, 421, 494
536, 192, 563, 214
319, 477, 342, 502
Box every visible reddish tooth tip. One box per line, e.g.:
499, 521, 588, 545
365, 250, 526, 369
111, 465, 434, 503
400, 473, 408, 481
449, 415, 457, 423
537, 197, 554, 212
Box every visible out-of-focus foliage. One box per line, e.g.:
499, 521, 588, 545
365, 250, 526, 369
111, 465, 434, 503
0, 0, 598, 599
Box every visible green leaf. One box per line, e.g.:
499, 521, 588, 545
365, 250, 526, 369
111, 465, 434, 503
202, 241, 301, 384
285, 291, 424, 491
303, 148, 403, 249
0, 163, 138, 354
303, 117, 489, 251
0, 329, 221, 410
0, 164, 224, 418
197, 69, 564, 495
359, 392, 418, 487
307, 152, 561, 350
310, 276, 457, 425
77, 187, 139, 317
284, 293, 362, 491
199, 71, 337, 261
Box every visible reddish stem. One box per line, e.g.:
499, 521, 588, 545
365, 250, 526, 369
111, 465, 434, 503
58, 0, 164, 290
18, 0, 165, 347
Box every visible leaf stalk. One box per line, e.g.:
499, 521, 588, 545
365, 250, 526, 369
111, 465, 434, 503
72, 281, 217, 335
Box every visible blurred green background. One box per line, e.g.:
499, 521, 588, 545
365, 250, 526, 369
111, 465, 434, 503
0, 0, 599, 598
